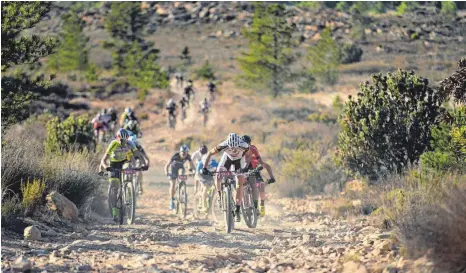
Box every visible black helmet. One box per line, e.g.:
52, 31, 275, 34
200, 144, 208, 155
242, 135, 251, 144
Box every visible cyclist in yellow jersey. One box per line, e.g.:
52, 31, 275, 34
99, 129, 148, 221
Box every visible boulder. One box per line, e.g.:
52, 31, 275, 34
12, 256, 32, 272
342, 261, 368, 273
24, 226, 41, 241
46, 191, 79, 222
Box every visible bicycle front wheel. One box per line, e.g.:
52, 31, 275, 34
223, 187, 233, 233
179, 182, 187, 219
124, 182, 136, 225
241, 185, 258, 228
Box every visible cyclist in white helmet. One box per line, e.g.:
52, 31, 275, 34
201, 133, 250, 222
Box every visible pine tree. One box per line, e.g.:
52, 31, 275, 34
123, 42, 168, 101
1, 2, 57, 127
105, 2, 149, 42
49, 10, 88, 72
238, 3, 296, 97
307, 27, 340, 85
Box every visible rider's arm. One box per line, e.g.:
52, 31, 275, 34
133, 150, 147, 167
188, 159, 195, 172
100, 154, 110, 172
165, 158, 174, 175
138, 145, 150, 167
255, 148, 275, 180
202, 147, 220, 168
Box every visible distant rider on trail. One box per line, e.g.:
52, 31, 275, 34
166, 98, 177, 129
184, 80, 195, 102
164, 145, 195, 210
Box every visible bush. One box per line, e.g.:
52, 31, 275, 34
296, 1, 322, 10
336, 1, 350, 12
197, 60, 215, 80
337, 70, 446, 180
86, 63, 99, 82
376, 169, 466, 270
339, 43, 363, 64
21, 179, 45, 215
441, 1, 456, 18
2, 126, 101, 223
397, 2, 419, 15
45, 114, 95, 154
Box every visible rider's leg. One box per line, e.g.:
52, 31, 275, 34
138, 171, 143, 194
250, 175, 259, 209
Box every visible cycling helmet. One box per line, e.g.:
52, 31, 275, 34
200, 144, 208, 155
242, 135, 251, 145
226, 133, 241, 148
117, 128, 129, 142
125, 107, 131, 113
180, 144, 189, 153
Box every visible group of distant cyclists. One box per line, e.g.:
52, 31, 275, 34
166, 77, 217, 129
164, 133, 276, 222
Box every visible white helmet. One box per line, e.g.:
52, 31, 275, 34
125, 107, 131, 113
226, 133, 241, 148
168, 98, 174, 105
179, 144, 189, 153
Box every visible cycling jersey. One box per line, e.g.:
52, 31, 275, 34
214, 139, 249, 161
184, 86, 194, 96
249, 145, 261, 169
191, 150, 203, 166
106, 140, 138, 163
168, 152, 192, 168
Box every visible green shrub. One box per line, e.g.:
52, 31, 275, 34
410, 32, 420, 40
197, 60, 215, 80
337, 70, 446, 180
397, 1, 419, 15
336, 1, 350, 12
21, 179, 45, 214
296, 1, 322, 10
339, 43, 363, 64
86, 63, 99, 82
45, 114, 95, 154
441, 1, 456, 18
297, 72, 317, 93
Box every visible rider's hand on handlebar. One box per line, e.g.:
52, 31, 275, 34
200, 168, 210, 176
142, 166, 149, 171
267, 178, 276, 184
106, 167, 113, 171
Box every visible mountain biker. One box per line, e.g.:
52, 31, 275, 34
191, 145, 208, 192
166, 98, 177, 127
108, 107, 118, 133
127, 130, 150, 195
242, 135, 276, 217
196, 154, 219, 211
99, 129, 148, 221
199, 98, 209, 113
179, 97, 188, 122
184, 80, 195, 102
207, 81, 216, 101
120, 107, 138, 127
164, 145, 195, 210
201, 133, 250, 222
92, 113, 109, 140
124, 116, 141, 137
175, 72, 184, 88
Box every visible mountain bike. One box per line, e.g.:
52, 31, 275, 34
174, 173, 193, 219
101, 167, 145, 225
181, 108, 187, 123
207, 167, 261, 233
168, 114, 176, 129
241, 165, 263, 228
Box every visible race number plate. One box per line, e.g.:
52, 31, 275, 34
123, 169, 136, 175
178, 175, 187, 180
217, 171, 233, 179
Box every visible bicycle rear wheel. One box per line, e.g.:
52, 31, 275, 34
124, 182, 136, 225
241, 185, 258, 228
117, 187, 124, 225
107, 184, 114, 217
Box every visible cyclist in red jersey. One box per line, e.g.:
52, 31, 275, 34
242, 135, 276, 216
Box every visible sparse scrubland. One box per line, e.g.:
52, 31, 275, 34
1, 1, 466, 272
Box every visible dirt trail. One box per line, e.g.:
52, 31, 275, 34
1, 168, 399, 273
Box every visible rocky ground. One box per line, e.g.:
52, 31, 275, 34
2, 170, 419, 273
